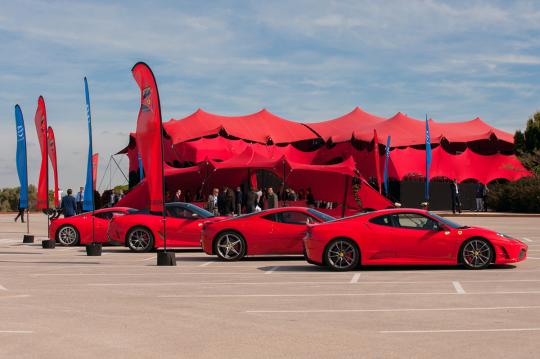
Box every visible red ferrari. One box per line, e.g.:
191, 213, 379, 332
50, 207, 135, 246
201, 207, 335, 261
304, 208, 528, 271
107, 202, 223, 252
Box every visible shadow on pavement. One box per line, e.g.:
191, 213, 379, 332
256, 263, 517, 272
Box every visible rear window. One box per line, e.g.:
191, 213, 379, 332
369, 215, 392, 226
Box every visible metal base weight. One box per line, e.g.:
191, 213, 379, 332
157, 251, 176, 266
23, 235, 34, 244
86, 243, 102, 256
42, 240, 56, 249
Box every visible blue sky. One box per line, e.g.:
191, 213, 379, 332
1, 0, 540, 190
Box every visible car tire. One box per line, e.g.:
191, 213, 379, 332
460, 238, 493, 270
214, 231, 246, 261
126, 227, 154, 253
56, 225, 80, 246
324, 238, 360, 271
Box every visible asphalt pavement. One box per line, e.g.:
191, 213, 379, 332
0, 213, 539, 359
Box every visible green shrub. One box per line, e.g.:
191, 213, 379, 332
488, 176, 540, 212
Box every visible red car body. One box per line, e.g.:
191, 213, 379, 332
201, 207, 335, 260
49, 207, 135, 246
108, 202, 223, 252
305, 208, 528, 271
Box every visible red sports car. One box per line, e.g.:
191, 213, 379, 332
201, 207, 335, 261
304, 208, 528, 271
108, 202, 223, 252
50, 207, 136, 246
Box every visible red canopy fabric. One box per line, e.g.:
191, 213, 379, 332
164, 108, 319, 145
307, 107, 385, 143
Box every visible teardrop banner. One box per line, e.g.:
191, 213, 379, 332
34, 96, 49, 210
47, 126, 59, 207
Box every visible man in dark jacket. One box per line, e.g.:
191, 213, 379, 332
235, 186, 243, 215
450, 179, 461, 214
245, 187, 258, 213
266, 187, 279, 209
61, 189, 77, 218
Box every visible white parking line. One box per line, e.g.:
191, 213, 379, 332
350, 273, 361, 283
523, 237, 533, 242
199, 262, 213, 267
158, 291, 540, 298
265, 266, 279, 274
452, 281, 466, 294
0, 284, 7, 291
0, 331, 33, 334
527, 257, 540, 260
246, 305, 540, 314
142, 256, 156, 261
380, 328, 540, 334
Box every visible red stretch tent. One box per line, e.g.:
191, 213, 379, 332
307, 107, 385, 143
164, 108, 319, 145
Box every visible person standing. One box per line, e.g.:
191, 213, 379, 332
174, 189, 182, 202
14, 199, 25, 223
224, 188, 235, 216
245, 187, 257, 213
207, 188, 219, 216
75, 187, 84, 214
450, 179, 461, 214
482, 183, 489, 212
475, 182, 484, 212
266, 187, 279, 209
235, 186, 243, 215
61, 189, 77, 218
306, 188, 315, 208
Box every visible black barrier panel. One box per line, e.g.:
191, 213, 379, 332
399, 180, 478, 210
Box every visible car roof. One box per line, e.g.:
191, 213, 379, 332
94, 207, 133, 213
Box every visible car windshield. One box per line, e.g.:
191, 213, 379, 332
307, 209, 335, 222
183, 203, 214, 218
428, 212, 464, 229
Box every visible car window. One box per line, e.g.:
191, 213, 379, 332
94, 211, 124, 220
167, 207, 196, 219
261, 213, 279, 222
279, 211, 316, 225
369, 215, 392, 226
394, 213, 439, 230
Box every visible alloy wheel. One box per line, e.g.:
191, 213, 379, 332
128, 229, 152, 252
462, 239, 492, 269
58, 226, 78, 246
326, 239, 358, 271
216, 233, 245, 260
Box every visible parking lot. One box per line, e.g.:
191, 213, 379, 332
0, 213, 539, 359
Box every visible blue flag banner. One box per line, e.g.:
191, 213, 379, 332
383, 135, 391, 196
15, 105, 28, 209
83, 77, 94, 212
138, 151, 144, 180
425, 115, 432, 200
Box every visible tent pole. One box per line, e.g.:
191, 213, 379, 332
111, 155, 129, 183
341, 175, 349, 218
282, 159, 286, 207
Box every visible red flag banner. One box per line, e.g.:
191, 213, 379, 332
92, 153, 99, 191
373, 129, 382, 193
34, 96, 48, 209
132, 62, 164, 212
47, 126, 59, 207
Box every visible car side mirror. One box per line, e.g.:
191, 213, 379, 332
438, 223, 449, 231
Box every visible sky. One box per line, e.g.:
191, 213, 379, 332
1, 0, 540, 190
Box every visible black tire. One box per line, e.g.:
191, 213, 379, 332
126, 226, 154, 253
214, 231, 246, 261
324, 238, 360, 271
56, 225, 80, 246
460, 238, 493, 270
